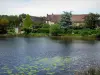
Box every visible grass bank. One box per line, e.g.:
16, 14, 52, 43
50, 34, 98, 41
0, 33, 99, 40
0, 33, 49, 38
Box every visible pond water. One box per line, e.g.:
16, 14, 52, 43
0, 37, 100, 75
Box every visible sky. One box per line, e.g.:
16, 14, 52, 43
0, 0, 100, 16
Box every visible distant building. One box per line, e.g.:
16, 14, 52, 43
18, 16, 46, 34
31, 16, 46, 23
46, 13, 88, 26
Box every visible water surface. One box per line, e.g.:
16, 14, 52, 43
0, 37, 100, 75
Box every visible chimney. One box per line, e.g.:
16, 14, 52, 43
47, 14, 48, 16
51, 13, 54, 22
52, 13, 54, 16
47, 14, 48, 21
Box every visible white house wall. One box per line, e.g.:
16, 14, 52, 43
46, 21, 54, 25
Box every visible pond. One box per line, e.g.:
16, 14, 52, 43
0, 37, 100, 75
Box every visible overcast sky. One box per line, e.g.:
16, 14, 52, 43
0, 0, 100, 16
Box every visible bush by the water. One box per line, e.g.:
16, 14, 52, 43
71, 28, 100, 37
7, 29, 16, 35
23, 28, 32, 34
50, 24, 63, 36
38, 28, 49, 33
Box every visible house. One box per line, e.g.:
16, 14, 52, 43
31, 16, 46, 23
31, 16, 46, 29
46, 13, 88, 26
18, 16, 46, 34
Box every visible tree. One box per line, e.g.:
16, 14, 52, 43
23, 14, 33, 34
84, 13, 100, 29
60, 11, 72, 28
7, 15, 20, 28
0, 18, 9, 26
13, 16, 20, 27
19, 13, 27, 23
19, 13, 27, 19
50, 24, 62, 36
0, 18, 9, 34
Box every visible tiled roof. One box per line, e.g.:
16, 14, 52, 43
31, 16, 46, 23
72, 14, 88, 22
47, 15, 61, 23
47, 14, 88, 23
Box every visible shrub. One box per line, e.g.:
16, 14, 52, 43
64, 29, 73, 34
23, 28, 32, 35
38, 28, 49, 33
7, 28, 16, 35
96, 33, 100, 38
7, 29, 15, 33
32, 29, 38, 33
72, 25, 84, 29
50, 24, 62, 36
42, 24, 50, 28
95, 30, 100, 38
80, 31, 89, 36
73, 30, 80, 34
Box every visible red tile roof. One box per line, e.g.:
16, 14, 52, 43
72, 14, 88, 22
47, 14, 61, 23
47, 14, 88, 23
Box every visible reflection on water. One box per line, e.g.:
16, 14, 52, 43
0, 37, 100, 75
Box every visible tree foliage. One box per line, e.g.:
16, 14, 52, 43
0, 18, 9, 26
23, 15, 33, 34
42, 24, 50, 28
60, 11, 72, 28
19, 13, 27, 23
23, 15, 33, 29
0, 15, 21, 29
19, 13, 27, 19
37, 24, 50, 33
84, 13, 100, 29
0, 14, 46, 34
50, 24, 62, 36
0, 18, 9, 34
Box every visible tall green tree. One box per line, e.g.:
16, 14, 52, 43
23, 15, 33, 34
60, 11, 72, 28
84, 13, 100, 29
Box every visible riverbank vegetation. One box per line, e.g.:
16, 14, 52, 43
17, 12, 100, 38
77, 67, 100, 75
0, 14, 25, 34
0, 12, 100, 38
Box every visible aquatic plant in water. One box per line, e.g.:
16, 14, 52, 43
1, 56, 72, 75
